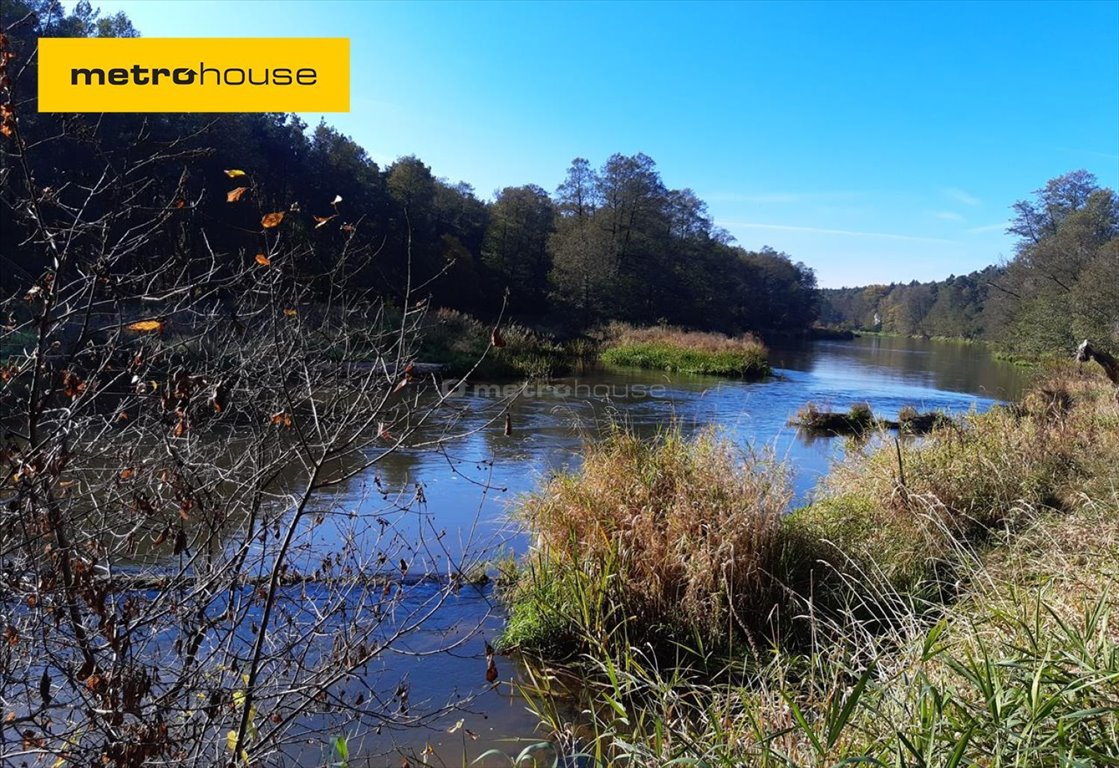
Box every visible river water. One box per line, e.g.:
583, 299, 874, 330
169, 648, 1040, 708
302, 335, 1031, 765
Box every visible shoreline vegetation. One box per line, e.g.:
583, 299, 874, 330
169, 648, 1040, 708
597, 323, 771, 378
499, 369, 1119, 765
851, 329, 1043, 366
417, 313, 775, 380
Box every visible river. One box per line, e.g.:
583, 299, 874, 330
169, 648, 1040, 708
295, 335, 1031, 765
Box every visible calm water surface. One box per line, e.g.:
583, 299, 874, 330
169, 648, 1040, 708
302, 336, 1031, 765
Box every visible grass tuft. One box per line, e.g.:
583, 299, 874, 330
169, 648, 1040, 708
598, 323, 770, 377
502, 427, 789, 656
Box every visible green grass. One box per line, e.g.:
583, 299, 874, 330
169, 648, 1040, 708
419, 308, 572, 379
598, 324, 770, 377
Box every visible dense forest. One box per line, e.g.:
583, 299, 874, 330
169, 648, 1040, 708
821, 170, 1118, 356
819, 267, 1002, 340
0, 0, 818, 341
3, 1, 1116, 356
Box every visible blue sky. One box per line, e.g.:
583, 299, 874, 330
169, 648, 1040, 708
71, 0, 1118, 288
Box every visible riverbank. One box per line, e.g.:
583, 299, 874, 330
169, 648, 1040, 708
851, 329, 1043, 367
419, 308, 580, 378
419, 313, 773, 380
501, 369, 1119, 764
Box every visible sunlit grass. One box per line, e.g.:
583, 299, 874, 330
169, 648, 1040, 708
598, 323, 770, 377
503, 371, 1119, 766
501, 428, 790, 656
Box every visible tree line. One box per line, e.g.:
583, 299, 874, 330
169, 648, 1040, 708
820, 169, 1118, 356
1, 0, 819, 341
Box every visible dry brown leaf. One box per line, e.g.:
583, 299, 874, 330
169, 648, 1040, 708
226, 186, 248, 203
255, 253, 271, 266
313, 214, 335, 229
283, 308, 297, 317
62, 370, 86, 398
127, 319, 164, 333
119, 467, 135, 480
261, 211, 285, 229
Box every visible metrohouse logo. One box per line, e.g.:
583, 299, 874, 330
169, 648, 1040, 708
39, 37, 349, 112
68, 64, 320, 87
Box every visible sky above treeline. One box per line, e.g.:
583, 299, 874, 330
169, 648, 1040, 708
68, 0, 1119, 288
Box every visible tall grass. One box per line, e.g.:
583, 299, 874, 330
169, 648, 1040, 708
502, 428, 790, 656
598, 323, 770, 377
504, 371, 1119, 766
420, 308, 569, 378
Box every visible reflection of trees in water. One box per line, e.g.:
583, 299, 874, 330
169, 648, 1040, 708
775, 337, 1027, 401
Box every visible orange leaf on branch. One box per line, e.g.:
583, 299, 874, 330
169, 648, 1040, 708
255, 253, 271, 266
226, 186, 248, 203
127, 319, 164, 333
261, 211, 285, 229
224, 169, 247, 178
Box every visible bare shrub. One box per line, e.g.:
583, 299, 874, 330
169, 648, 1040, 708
0, 66, 489, 767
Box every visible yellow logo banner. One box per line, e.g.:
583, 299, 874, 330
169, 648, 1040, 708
38, 37, 349, 113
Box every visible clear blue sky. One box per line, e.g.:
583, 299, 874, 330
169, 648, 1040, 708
70, 0, 1118, 288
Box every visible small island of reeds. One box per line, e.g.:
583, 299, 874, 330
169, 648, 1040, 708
598, 323, 771, 377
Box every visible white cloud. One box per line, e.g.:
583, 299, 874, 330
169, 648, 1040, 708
703, 191, 863, 204
932, 210, 964, 221
943, 187, 981, 207
722, 221, 957, 244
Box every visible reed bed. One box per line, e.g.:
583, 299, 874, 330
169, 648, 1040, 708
598, 323, 770, 377
501, 371, 1119, 767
